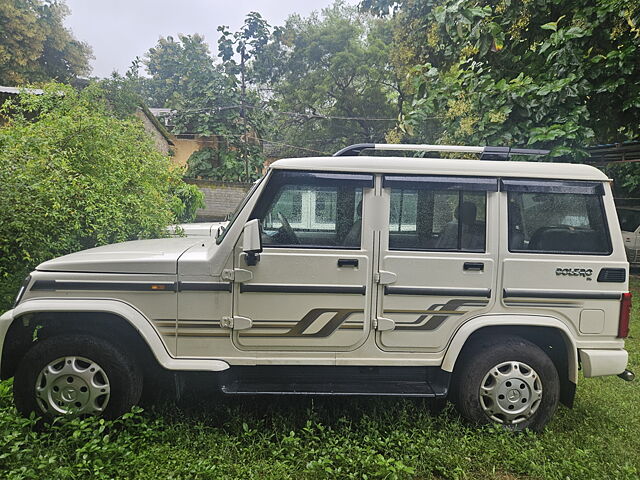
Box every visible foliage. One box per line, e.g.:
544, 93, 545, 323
185, 147, 220, 179
167, 181, 205, 223
142, 34, 218, 108
0, 0, 92, 85
0, 281, 639, 478
255, 2, 403, 156
0, 84, 199, 308
217, 12, 271, 71
185, 146, 258, 182
95, 62, 148, 119
363, 0, 640, 162
216, 13, 271, 180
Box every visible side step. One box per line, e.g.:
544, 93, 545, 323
219, 366, 449, 398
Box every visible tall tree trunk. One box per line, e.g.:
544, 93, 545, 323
240, 44, 248, 182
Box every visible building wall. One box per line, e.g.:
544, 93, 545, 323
185, 179, 252, 221
135, 110, 171, 155
172, 136, 218, 168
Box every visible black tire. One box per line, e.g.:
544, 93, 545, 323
13, 334, 142, 421
452, 335, 560, 432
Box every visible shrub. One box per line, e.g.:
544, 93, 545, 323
0, 83, 202, 309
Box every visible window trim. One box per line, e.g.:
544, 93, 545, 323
500, 178, 605, 195
506, 191, 613, 256
275, 170, 374, 188
383, 175, 498, 192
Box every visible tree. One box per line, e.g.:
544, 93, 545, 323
0, 0, 92, 85
218, 12, 271, 180
363, 0, 640, 161
0, 83, 202, 307
142, 34, 217, 107
141, 33, 266, 182
254, 2, 403, 156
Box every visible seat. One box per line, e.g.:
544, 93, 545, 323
437, 202, 480, 249
528, 227, 604, 253
342, 218, 362, 247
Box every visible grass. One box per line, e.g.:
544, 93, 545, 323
0, 282, 639, 479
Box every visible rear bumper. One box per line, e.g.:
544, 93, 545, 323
579, 348, 628, 377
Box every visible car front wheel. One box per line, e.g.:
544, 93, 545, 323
13, 333, 142, 421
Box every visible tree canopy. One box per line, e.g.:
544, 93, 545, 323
0, 0, 93, 85
362, 0, 640, 160
255, 3, 403, 156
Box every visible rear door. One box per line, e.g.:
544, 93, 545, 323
500, 179, 627, 336
376, 175, 499, 352
232, 170, 375, 351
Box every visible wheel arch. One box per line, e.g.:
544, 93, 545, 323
1, 299, 229, 380
442, 315, 578, 407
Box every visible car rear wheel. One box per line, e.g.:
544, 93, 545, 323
13, 334, 142, 421
452, 335, 560, 432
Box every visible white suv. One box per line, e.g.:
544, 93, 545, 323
1, 144, 634, 431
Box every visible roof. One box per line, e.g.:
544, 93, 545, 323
0, 86, 44, 95
137, 105, 174, 146
269, 156, 609, 182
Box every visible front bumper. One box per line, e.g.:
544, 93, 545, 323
0, 309, 15, 375
579, 348, 628, 377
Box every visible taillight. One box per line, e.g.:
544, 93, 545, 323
618, 292, 632, 338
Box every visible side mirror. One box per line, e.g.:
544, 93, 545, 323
243, 219, 262, 266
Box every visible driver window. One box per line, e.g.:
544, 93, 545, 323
260, 183, 363, 248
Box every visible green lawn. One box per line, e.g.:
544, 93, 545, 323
1, 283, 639, 480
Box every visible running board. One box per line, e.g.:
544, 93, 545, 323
218, 366, 449, 398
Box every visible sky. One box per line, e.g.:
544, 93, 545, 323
63, 0, 359, 78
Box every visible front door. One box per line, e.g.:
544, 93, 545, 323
233, 170, 375, 351
376, 174, 498, 352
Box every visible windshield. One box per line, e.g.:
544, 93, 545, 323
216, 175, 266, 244
618, 208, 640, 232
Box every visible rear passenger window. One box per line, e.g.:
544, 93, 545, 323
388, 188, 487, 252
505, 180, 611, 254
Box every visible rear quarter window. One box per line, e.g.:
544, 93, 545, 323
507, 189, 611, 255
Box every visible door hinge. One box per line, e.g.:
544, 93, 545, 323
375, 317, 396, 331
375, 270, 397, 285
222, 268, 253, 283
221, 316, 253, 330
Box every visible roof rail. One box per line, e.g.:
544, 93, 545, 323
333, 143, 550, 160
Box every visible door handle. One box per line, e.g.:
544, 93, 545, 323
463, 262, 484, 271
338, 258, 359, 268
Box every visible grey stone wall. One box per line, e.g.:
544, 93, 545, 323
185, 179, 253, 221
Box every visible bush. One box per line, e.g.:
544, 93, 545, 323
0, 83, 202, 309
